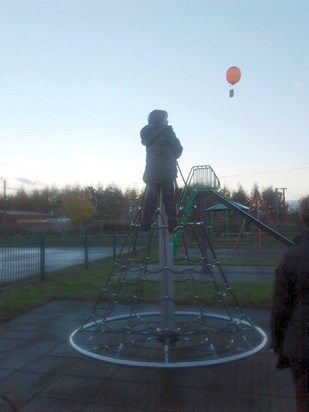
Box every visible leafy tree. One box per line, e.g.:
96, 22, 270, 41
97, 184, 124, 223
83, 186, 98, 207
218, 185, 231, 199
59, 194, 96, 232
261, 186, 277, 217
261, 186, 288, 223
1, 179, 304, 235
123, 187, 143, 221
63, 184, 83, 196
47, 186, 63, 213
250, 183, 260, 199
231, 184, 249, 206
29, 188, 55, 212
7, 188, 32, 211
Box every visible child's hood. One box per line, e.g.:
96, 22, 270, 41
140, 124, 166, 146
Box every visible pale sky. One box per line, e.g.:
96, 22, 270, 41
1, 0, 308, 201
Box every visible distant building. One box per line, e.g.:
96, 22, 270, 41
0, 210, 71, 234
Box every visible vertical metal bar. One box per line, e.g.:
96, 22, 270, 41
40, 234, 46, 282
113, 234, 116, 261
197, 193, 208, 273
159, 190, 175, 334
84, 234, 89, 269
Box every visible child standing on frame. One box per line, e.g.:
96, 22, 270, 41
140, 109, 183, 233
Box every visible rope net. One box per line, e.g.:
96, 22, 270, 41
70, 166, 267, 367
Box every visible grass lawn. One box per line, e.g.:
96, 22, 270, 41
0, 261, 274, 324
0, 264, 112, 323
219, 257, 277, 266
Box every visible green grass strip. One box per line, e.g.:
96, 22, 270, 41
0, 265, 274, 323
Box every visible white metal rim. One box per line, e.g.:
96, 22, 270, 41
69, 311, 268, 369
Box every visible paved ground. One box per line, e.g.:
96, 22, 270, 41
0, 299, 296, 412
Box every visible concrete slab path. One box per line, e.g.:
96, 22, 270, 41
0, 300, 296, 412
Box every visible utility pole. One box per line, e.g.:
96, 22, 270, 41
275, 187, 287, 226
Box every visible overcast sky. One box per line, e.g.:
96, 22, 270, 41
1, 0, 308, 201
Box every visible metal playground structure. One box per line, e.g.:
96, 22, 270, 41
70, 165, 293, 368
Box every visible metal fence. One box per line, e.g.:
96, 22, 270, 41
0, 234, 130, 289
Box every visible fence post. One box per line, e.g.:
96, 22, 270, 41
113, 234, 116, 261
84, 234, 89, 269
40, 235, 46, 282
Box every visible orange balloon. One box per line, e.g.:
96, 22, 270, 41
226, 66, 241, 85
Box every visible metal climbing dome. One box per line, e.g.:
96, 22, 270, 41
70, 165, 272, 368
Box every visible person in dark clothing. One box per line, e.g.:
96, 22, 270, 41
140, 109, 183, 233
271, 195, 309, 412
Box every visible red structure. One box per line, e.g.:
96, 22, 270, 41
0, 211, 70, 234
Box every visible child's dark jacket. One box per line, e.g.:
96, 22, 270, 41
141, 124, 183, 184
271, 229, 309, 369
